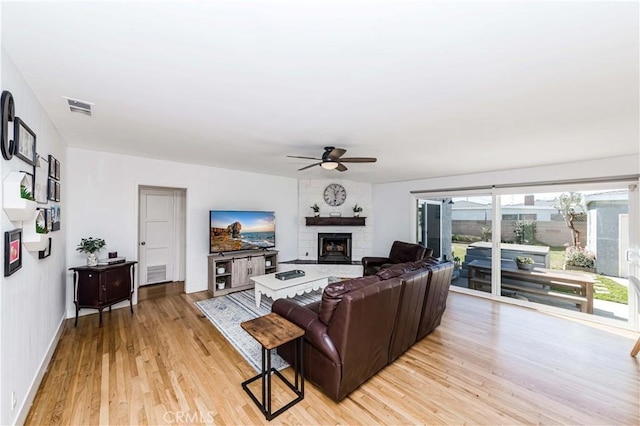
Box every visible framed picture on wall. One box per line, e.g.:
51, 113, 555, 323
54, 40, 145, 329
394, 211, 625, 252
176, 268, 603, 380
34, 162, 48, 203
55, 158, 60, 181
47, 178, 56, 201
14, 118, 36, 165
44, 207, 53, 231
54, 181, 60, 202
4, 229, 22, 277
51, 205, 60, 231
48, 155, 57, 179
38, 238, 52, 259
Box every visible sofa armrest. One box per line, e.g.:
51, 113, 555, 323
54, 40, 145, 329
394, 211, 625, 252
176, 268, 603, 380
361, 256, 391, 276
272, 299, 341, 364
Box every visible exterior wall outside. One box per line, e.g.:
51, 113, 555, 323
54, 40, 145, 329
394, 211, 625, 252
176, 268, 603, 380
587, 201, 628, 276
453, 206, 555, 221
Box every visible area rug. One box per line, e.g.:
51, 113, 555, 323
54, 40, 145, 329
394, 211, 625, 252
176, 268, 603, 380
196, 288, 326, 372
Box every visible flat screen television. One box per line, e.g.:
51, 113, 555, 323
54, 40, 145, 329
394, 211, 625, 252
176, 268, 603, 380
209, 210, 276, 253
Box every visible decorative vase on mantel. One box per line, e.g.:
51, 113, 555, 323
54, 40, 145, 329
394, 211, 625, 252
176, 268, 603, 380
87, 253, 98, 267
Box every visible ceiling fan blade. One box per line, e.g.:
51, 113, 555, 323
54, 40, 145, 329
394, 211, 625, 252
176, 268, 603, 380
327, 148, 346, 160
336, 163, 348, 172
287, 155, 322, 160
297, 162, 321, 171
339, 157, 377, 163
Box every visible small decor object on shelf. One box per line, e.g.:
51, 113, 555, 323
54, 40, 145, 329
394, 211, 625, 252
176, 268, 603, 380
35, 209, 48, 234
4, 229, 22, 276
515, 256, 535, 270
217, 266, 225, 274
20, 184, 35, 201
352, 204, 363, 217
310, 203, 320, 217
217, 280, 226, 290
77, 237, 106, 267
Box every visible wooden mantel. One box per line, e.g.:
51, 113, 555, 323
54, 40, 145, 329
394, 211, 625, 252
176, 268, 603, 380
305, 217, 366, 226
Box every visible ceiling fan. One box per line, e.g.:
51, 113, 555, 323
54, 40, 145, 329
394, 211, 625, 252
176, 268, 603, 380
287, 146, 377, 172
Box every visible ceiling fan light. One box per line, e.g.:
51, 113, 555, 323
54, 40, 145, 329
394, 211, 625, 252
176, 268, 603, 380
321, 161, 339, 170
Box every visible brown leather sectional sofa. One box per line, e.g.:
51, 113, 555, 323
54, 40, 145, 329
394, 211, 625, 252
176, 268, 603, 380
271, 259, 454, 402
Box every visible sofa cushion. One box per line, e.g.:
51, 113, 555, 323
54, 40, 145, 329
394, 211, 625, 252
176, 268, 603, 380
318, 275, 382, 325
376, 262, 420, 280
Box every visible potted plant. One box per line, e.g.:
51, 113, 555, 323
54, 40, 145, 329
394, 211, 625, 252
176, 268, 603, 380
20, 185, 35, 201
35, 222, 48, 235
310, 203, 320, 217
77, 237, 106, 266
515, 256, 535, 270
453, 256, 461, 270
352, 204, 363, 217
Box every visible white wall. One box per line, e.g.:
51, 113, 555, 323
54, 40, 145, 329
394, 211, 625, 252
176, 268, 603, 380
0, 49, 67, 426
66, 148, 298, 316
372, 155, 640, 256
296, 178, 373, 261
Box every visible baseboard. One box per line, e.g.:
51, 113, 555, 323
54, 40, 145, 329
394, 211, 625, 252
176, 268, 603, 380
15, 313, 66, 425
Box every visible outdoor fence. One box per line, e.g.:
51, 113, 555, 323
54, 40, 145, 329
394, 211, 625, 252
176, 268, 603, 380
452, 220, 587, 247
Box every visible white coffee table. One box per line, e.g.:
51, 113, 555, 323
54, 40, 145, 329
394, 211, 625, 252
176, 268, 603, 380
250, 271, 330, 307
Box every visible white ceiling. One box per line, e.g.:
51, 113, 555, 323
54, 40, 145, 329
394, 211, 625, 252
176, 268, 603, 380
2, 1, 638, 183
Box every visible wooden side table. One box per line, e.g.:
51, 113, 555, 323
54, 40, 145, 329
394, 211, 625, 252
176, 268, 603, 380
69, 261, 137, 327
241, 313, 304, 420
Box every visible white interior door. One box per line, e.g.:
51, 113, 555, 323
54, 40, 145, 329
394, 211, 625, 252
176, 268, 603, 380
139, 188, 175, 286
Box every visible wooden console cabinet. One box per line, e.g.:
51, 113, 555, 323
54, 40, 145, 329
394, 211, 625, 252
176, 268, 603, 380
208, 250, 277, 297
70, 261, 137, 326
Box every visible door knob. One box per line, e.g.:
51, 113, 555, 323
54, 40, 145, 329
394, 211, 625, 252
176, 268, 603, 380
141, 241, 146, 246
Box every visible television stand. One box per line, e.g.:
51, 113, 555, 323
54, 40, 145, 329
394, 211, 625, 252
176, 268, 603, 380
207, 249, 278, 297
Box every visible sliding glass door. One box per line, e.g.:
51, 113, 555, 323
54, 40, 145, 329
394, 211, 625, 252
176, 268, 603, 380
416, 181, 639, 327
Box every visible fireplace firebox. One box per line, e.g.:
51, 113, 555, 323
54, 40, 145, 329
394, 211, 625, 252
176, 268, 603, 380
318, 233, 352, 264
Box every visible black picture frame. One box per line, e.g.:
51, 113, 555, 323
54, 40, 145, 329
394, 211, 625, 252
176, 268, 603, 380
47, 178, 56, 202
55, 158, 60, 181
48, 155, 56, 179
55, 181, 60, 202
34, 162, 48, 204
4, 229, 22, 277
14, 117, 37, 165
38, 237, 52, 259
51, 205, 60, 231
44, 207, 52, 231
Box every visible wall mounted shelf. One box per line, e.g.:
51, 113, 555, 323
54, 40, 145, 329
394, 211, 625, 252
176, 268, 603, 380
22, 209, 48, 252
3, 171, 37, 222
305, 217, 366, 226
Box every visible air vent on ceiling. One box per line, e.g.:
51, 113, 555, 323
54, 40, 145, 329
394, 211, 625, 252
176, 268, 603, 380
62, 96, 93, 116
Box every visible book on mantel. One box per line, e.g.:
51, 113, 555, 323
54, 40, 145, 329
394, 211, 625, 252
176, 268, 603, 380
97, 257, 126, 266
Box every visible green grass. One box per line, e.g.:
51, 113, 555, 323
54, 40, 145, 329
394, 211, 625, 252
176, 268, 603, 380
451, 242, 629, 304
593, 275, 628, 304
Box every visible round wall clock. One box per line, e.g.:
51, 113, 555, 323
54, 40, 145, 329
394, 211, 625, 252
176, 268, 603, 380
323, 183, 347, 206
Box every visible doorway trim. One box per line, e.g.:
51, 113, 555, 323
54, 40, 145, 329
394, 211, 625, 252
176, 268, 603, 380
138, 185, 187, 289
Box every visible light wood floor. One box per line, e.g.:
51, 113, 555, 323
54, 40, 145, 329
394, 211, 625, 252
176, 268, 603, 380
26, 287, 639, 425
